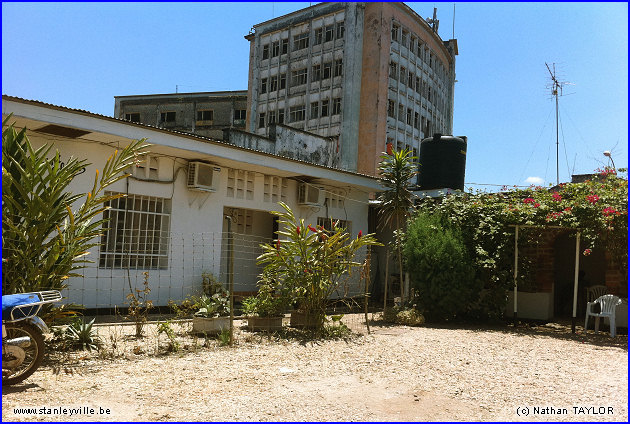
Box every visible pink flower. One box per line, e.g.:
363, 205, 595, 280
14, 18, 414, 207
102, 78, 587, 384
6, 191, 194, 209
552, 192, 562, 201
308, 225, 317, 233
586, 194, 600, 204
523, 198, 535, 204
358, 230, 363, 239
296, 226, 301, 235
583, 248, 592, 256
533, 203, 541, 208
603, 207, 621, 217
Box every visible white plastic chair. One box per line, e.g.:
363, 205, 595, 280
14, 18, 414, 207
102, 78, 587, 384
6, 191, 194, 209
586, 285, 607, 303
584, 294, 622, 337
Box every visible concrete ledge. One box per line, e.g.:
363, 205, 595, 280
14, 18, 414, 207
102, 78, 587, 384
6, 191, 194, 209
506, 291, 554, 321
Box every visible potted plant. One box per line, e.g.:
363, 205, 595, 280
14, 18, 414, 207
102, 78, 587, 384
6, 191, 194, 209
242, 284, 285, 331
191, 290, 231, 334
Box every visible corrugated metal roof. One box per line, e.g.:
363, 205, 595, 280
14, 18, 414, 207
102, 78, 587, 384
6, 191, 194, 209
2, 94, 379, 181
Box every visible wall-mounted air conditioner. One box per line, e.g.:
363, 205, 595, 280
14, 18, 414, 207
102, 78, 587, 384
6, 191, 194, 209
297, 183, 324, 206
187, 161, 220, 192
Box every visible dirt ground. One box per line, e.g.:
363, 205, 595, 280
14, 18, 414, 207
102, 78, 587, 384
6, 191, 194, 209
2, 315, 627, 422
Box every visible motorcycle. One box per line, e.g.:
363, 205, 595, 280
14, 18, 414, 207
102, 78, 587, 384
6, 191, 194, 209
2, 290, 62, 385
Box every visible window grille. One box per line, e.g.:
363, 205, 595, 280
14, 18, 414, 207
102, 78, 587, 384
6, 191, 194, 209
99, 193, 171, 269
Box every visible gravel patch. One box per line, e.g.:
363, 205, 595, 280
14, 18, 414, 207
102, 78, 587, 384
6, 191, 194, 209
2, 316, 627, 421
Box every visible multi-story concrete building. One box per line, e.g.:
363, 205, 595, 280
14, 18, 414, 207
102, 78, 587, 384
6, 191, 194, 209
114, 90, 247, 140
245, 2, 457, 176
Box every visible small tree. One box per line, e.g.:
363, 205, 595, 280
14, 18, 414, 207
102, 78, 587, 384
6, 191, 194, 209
377, 149, 418, 305
257, 202, 381, 329
2, 117, 148, 294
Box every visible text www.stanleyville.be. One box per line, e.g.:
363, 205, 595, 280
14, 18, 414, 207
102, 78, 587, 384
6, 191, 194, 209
12, 406, 112, 417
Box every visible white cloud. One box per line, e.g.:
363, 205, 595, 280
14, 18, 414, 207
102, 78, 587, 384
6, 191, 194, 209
524, 176, 545, 186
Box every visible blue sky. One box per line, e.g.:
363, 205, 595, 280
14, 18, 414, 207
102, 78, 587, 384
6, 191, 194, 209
2, 2, 627, 190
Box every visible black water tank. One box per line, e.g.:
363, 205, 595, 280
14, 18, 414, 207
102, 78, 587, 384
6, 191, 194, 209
418, 134, 467, 190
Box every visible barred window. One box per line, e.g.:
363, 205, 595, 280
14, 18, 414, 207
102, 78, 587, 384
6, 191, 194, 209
124, 112, 140, 122
387, 100, 395, 118
281, 38, 289, 55
325, 25, 334, 42
312, 64, 321, 82
389, 61, 398, 79
99, 193, 171, 269
262, 44, 270, 60
321, 99, 329, 117
314, 27, 323, 45
270, 75, 278, 92
261, 78, 268, 94
323, 62, 332, 79
336, 21, 345, 39
279, 73, 287, 90
391, 23, 399, 42
271, 41, 280, 57
278, 108, 285, 123
258, 112, 266, 129
310, 101, 319, 119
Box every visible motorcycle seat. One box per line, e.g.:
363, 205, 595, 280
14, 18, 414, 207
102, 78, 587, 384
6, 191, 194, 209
2, 293, 41, 321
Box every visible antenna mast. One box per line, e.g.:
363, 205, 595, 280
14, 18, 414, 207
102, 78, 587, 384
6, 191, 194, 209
545, 62, 571, 185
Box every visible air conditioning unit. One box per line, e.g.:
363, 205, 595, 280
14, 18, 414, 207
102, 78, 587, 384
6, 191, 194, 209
187, 162, 219, 192
297, 183, 324, 206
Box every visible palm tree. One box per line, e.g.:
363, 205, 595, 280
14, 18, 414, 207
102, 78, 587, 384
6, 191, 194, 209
2, 116, 148, 294
377, 148, 418, 306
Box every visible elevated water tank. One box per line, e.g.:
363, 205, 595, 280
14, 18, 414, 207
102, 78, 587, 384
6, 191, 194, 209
418, 134, 467, 191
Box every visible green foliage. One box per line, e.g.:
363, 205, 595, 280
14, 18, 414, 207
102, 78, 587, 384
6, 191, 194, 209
404, 212, 477, 321
193, 290, 230, 318
202, 272, 222, 296
157, 320, 180, 353
241, 284, 286, 317
126, 271, 153, 337
415, 168, 628, 319
217, 328, 231, 346
378, 149, 418, 305
52, 317, 102, 351
257, 202, 382, 329
382, 306, 426, 326
2, 116, 148, 294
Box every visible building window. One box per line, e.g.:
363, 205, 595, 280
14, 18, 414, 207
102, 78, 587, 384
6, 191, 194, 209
428, 87, 432, 102
270, 75, 278, 92
401, 29, 408, 48
281, 38, 289, 55
417, 42, 423, 58
268, 110, 277, 124
408, 71, 414, 88
312, 64, 321, 82
325, 25, 334, 42
291, 68, 308, 86
258, 112, 266, 129
314, 27, 323, 45
234, 109, 246, 120
262, 44, 270, 60
279, 73, 287, 90
323, 62, 332, 79
124, 113, 140, 122
421, 116, 426, 134
293, 32, 309, 51
310, 101, 319, 119
336, 21, 345, 39
160, 111, 176, 123
334, 59, 343, 77
196, 110, 213, 121
278, 108, 285, 123
415, 76, 421, 94
289, 105, 306, 123
391, 23, 399, 42
261, 77, 268, 94
99, 193, 171, 270
332, 98, 342, 115
321, 99, 329, 117
389, 61, 398, 79
400, 66, 406, 85
414, 112, 420, 129
406, 108, 413, 126
410, 36, 416, 51
388, 100, 395, 118
272, 41, 280, 57
398, 104, 404, 121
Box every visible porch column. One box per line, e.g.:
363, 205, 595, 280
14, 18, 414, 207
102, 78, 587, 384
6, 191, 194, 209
571, 231, 581, 333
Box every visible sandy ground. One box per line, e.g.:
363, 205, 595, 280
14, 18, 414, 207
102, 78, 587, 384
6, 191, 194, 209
2, 316, 627, 422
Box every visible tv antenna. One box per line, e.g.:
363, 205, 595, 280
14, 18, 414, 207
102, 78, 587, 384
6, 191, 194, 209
545, 62, 573, 185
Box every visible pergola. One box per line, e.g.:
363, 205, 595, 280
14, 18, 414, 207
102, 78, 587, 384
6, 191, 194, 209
511, 224, 582, 333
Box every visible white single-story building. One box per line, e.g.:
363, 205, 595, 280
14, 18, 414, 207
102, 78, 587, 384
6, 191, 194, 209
3, 95, 381, 309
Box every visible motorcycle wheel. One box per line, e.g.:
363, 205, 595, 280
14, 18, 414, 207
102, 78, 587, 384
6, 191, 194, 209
2, 323, 45, 385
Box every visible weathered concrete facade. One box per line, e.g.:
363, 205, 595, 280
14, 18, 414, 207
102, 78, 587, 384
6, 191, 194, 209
246, 2, 457, 176
114, 91, 247, 140
223, 123, 339, 168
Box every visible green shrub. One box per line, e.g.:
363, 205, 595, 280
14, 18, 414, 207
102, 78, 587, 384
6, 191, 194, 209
383, 306, 425, 326
403, 212, 478, 321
